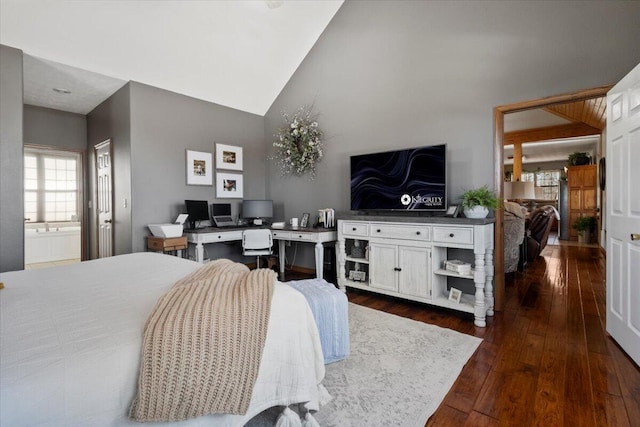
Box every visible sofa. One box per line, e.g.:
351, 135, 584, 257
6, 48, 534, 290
503, 201, 526, 273
526, 205, 558, 261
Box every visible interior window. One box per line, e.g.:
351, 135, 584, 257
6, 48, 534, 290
24, 148, 80, 223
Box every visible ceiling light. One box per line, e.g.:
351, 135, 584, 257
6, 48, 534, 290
264, 0, 284, 9
52, 87, 71, 94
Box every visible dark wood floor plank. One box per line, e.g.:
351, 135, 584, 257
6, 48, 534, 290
443, 359, 492, 414
425, 404, 468, 426
462, 410, 498, 427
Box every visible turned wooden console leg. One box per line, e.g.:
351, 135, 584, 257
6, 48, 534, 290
485, 249, 494, 317
473, 252, 487, 327
337, 239, 347, 292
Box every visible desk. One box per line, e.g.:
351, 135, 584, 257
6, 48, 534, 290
271, 226, 337, 280
183, 226, 337, 280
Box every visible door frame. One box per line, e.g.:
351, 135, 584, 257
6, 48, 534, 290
492, 85, 612, 311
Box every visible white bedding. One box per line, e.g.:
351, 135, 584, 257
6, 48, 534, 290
0, 253, 326, 426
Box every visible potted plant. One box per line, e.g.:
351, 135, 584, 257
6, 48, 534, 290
572, 215, 596, 243
568, 152, 591, 166
460, 185, 499, 218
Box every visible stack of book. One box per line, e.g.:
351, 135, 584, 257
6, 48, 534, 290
445, 260, 472, 275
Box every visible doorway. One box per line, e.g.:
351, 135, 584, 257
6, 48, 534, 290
492, 85, 612, 311
24, 145, 84, 268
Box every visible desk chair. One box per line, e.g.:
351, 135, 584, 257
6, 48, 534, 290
242, 229, 273, 269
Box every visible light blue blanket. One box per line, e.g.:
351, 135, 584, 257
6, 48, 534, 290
288, 278, 350, 364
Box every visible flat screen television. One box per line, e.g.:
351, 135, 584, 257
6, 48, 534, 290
242, 200, 273, 222
350, 144, 447, 212
185, 200, 210, 229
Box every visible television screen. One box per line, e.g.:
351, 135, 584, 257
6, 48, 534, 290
242, 200, 273, 219
350, 144, 446, 211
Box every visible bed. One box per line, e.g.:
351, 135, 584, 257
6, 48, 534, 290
0, 252, 327, 426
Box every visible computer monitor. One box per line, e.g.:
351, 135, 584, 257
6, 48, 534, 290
185, 200, 210, 229
242, 200, 273, 225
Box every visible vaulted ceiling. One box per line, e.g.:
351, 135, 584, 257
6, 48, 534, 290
0, 0, 344, 116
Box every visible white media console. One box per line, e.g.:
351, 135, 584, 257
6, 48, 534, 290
337, 215, 495, 327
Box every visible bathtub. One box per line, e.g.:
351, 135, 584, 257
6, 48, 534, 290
25, 223, 81, 264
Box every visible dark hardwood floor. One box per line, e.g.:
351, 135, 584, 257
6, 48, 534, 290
284, 243, 640, 426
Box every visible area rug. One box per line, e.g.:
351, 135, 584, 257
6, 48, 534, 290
249, 303, 481, 426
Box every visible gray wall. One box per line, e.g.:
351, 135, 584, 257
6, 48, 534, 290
87, 83, 132, 258
264, 0, 640, 268
128, 82, 266, 260
24, 105, 87, 151
86, 81, 266, 261
0, 44, 24, 272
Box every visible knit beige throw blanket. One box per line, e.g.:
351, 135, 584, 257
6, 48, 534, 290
129, 259, 275, 422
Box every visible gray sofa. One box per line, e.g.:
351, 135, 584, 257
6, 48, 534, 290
503, 202, 526, 273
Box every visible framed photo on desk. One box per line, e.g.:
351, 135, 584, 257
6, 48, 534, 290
300, 213, 310, 228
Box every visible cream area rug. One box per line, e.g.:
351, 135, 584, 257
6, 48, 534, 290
249, 303, 481, 427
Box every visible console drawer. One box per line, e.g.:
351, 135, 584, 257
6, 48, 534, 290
432, 226, 473, 245
271, 230, 292, 240
370, 224, 431, 241
290, 232, 316, 242
342, 222, 369, 237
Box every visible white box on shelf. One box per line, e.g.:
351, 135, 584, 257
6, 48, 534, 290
445, 259, 471, 274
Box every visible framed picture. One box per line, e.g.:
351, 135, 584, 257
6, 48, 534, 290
216, 172, 244, 198
445, 205, 460, 217
300, 212, 310, 228
448, 287, 462, 304
215, 143, 243, 171
186, 150, 213, 186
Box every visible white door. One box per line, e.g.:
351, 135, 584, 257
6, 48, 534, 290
95, 140, 113, 258
606, 62, 640, 366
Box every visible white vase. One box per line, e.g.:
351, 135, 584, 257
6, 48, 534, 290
463, 206, 489, 219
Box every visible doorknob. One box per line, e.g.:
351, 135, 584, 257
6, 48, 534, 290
105, 219, 112, 224
632, 233, 640, 241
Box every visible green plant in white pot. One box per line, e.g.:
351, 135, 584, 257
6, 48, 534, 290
460, 186, 499, 219
572, 215, 596, 243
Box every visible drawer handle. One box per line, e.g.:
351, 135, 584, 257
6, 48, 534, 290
394, 267, 402, 272
416, 231, 421, 235
352, 227, 357, 231
449, 233, 454, 238
298, 235, 303, 238
376, 229, 381, 233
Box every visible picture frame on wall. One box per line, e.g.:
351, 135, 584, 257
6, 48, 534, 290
186, 150, 213, 186
215, 143, 243, 171
216, 172, 244, 198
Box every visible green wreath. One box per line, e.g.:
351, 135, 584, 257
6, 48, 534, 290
272, 106, 323, 178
